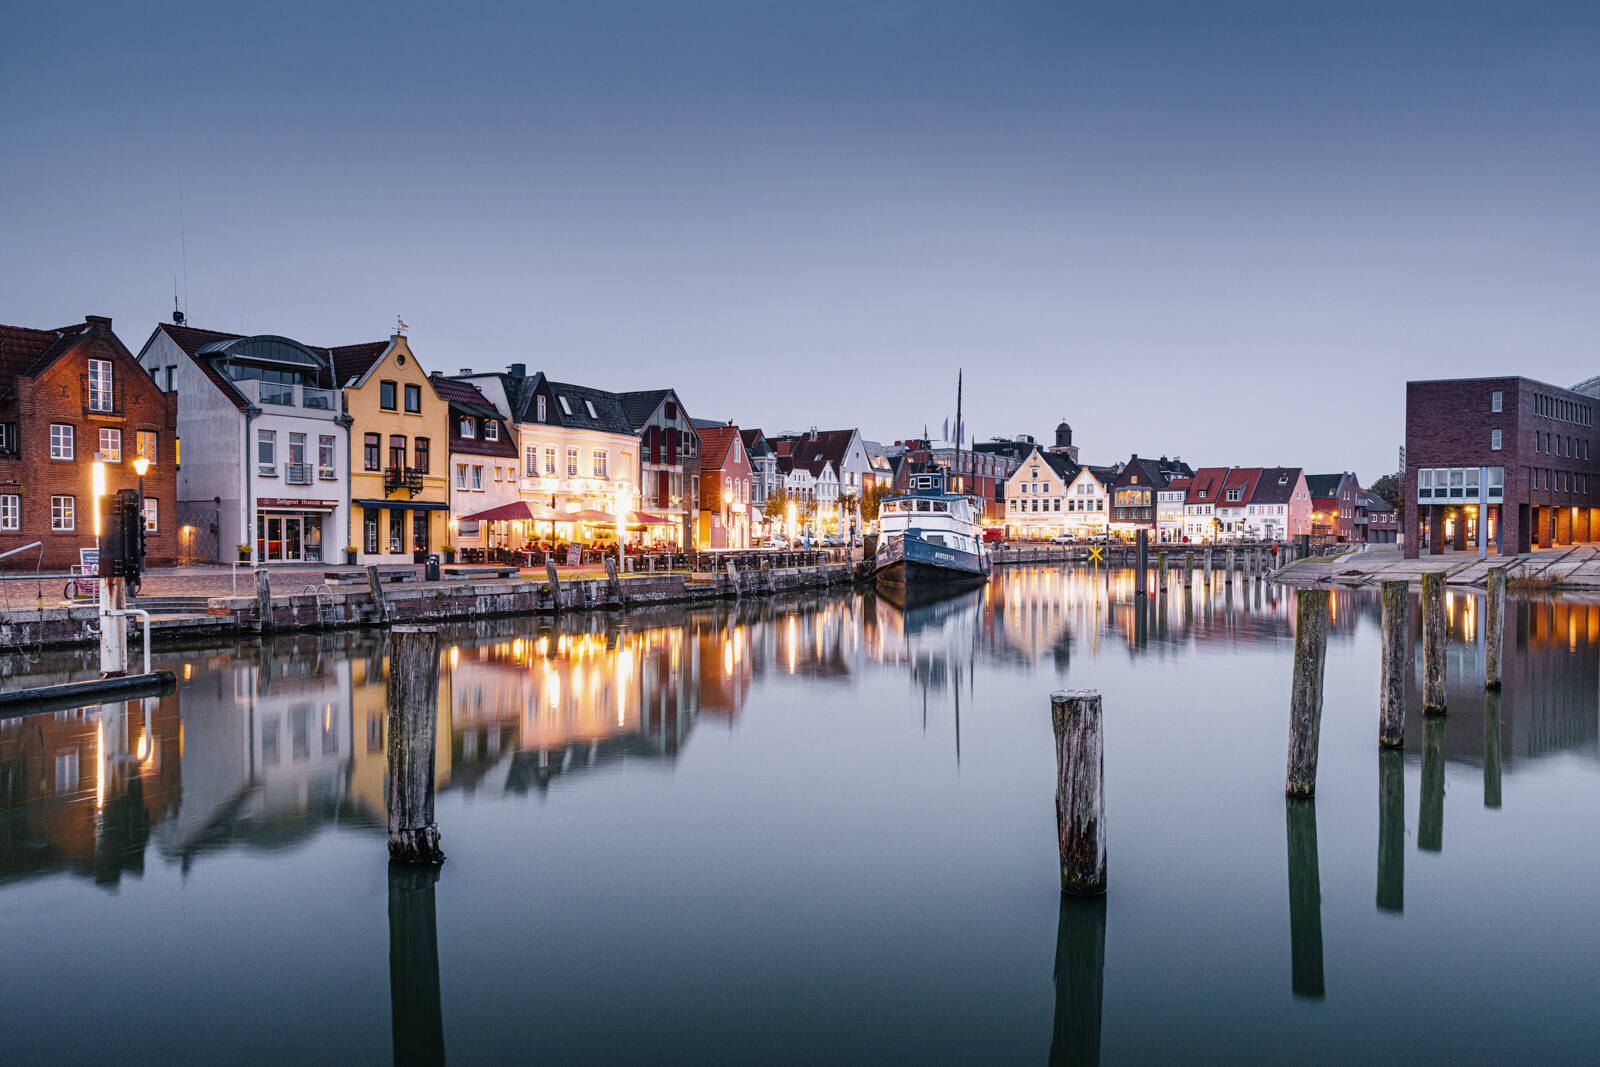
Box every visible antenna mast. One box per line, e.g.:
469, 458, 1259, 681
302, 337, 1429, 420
954, 369, 964, 495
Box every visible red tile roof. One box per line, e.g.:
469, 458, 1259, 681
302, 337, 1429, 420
1185, 466, 1229, 504
152, 323, 252, 411
697, 425, 745, 471
433, 375, 517, 458
0, 321, 82, 398
329, 342, 389, 387
1216, 467, 1264, 508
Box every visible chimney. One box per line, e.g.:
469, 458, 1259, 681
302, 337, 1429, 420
85, 315, 112, 330
460, 368, 472, 375
509, 363, 526, 379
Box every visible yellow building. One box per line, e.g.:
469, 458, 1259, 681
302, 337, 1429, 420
333, 332, 451, 564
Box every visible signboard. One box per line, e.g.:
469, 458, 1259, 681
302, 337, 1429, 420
1088, 545, 1105, 563
566, 545, 581, 567
75, 546, 100, 598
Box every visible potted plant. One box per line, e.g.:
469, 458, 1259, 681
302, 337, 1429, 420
236, 543, 252, 562
444, 545, 457, 564
344, 545, 359, 565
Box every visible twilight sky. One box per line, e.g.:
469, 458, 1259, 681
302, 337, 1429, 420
4, 1, 1597, 481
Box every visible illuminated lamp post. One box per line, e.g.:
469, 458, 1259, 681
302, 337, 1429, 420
722, 485, 733, 549
617, 489, 632, 572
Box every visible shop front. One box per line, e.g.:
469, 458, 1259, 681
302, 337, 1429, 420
355, 499, 450, 562
254, 497, 340, 563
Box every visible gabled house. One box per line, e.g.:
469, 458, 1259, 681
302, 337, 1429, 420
769, 428, 871, 536
1003, 445, 1078, 540
1061, 466, 1116, 539
1306, 472, 1362, 541
1363, 491, 1398, 543
741, 428, 779, 537
1214, 468, 1265, 540
1243, 467, 1310, 542
4, 315, 179, 568
1108, 455, 1169, 539
1157, 477, 1190, 543
1182, 467, 1229, 543
695, 423, 754, 549
620, 389, 698, 549
431, 375, 519, 557
138, 320, 344, 564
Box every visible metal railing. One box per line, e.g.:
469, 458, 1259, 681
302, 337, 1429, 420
285, 462, 313, 485
384, 466, 425, 496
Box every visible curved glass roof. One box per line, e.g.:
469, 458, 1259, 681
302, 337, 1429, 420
195, 334, 324, 369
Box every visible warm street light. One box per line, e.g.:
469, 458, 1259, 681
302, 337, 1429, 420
92, 458, 107, 536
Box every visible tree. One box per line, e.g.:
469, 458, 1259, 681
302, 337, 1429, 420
860, 483, 892, 523
1368, 473, 1402, 519
764, 489, 789, 521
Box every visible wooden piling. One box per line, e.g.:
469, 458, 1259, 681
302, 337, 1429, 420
1378, 580, 1407, 748
366, 565, 387, 624
604, 557, 624, 607
255, 566, 274, 633
1051, 690, 1106, 895
1421, 572, 1447, 714
1183, 551, 1193, 589
1285, 588, 1329, 796
1134, 531, 1148, 597
1157, 551, 1167, 593
725, 560, 742, 597
545, 560, 562, 612
387, 626, 444, 865
1484, 566, 1505, 690
1226, 547, 1236, 577
1203, 548, 1213, 585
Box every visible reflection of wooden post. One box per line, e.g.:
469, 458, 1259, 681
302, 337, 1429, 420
389, 864, 446, 1066
388, 626, 444, 865
1418, 716, 1446, 852
1421, 572, 1447, 714
545, 559, 561, 613
1378, 580, 1407, 747
1483, 688, 1503, 809
1134, 531, 1148, 598
1286, 798, 1325, 999
1051, 690, 1106, 895
1286, 589, 1329, 796
1377, 749, 1404, 913
1050, 896, 1106, 1067
1156, 551, 1167, 593
1484, 567, 1505, 690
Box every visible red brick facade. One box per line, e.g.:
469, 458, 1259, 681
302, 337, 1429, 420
0, 316, 179, 569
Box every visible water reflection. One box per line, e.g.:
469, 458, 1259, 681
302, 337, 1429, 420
389, 863, 446, 1066
1377, 749, 1405, 914
1419, 717, 1447, 854
1050, 896, 1106, 1067
1285, 798, 1325, 1000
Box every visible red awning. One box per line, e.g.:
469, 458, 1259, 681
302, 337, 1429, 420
630, 512, 676, 525
460, 501, 535, 523
571, 509, 616, 523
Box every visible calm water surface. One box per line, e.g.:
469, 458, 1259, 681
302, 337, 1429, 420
1, 567, 1597, 1065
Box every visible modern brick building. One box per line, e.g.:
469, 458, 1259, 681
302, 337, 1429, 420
1404, 376, 1598, 557
0, 316, 178, 569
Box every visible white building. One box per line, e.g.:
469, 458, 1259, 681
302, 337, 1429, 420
1061, 466, 1114, 539
1003, 446, 1076, 540
1157, 479, 1189, 544
138, 323, 350, 564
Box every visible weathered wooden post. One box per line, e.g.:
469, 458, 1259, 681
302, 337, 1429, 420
1203, 547, 1213, 586
1484, 566, 1505, 690
366, 564, 388, 623
1376, 749, 1404, 913
1226, 547, 1236, 578
1418, 715, 1446, 852
1156, 551, 1167, 593
1183, 551, 1193, 589
389, 864, 446, 1065
1134, 530, 1148, 596
1483, 687, 1503, 810
1049, 896, 1106, 1067
1285, 798, 1325, 999
1285, 588, 1329, 796
255, 565, 275, 633
545, 559, 562, 613
604, 556, 625, 607
1051, 690, 1105, 895
387, 626, 444, 865
1378, 580, 1407, 748
725, 560, 742, 597
1421, 572, 1447, 714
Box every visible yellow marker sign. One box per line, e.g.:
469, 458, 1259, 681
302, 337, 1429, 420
1088, 545, 1105, 563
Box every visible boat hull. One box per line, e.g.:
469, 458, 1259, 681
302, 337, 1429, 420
871, 534, 989, 595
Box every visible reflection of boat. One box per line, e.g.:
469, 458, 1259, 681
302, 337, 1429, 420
871, 470, 990, 593
874, 576, 984, 614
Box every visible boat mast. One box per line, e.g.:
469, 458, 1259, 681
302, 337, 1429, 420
954, 368, 963, 496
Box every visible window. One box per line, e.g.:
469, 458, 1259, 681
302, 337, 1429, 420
364, 433, 381, 471
0, 495, 17, 531
584, 399, 598, 419
51, 495, 75, 532
459, 416, 476, 438
50, 423, 74, 460
545, 447, 556, 475
144, 498, 158, 532
99, 428, 122, 462
1491, 428, 1502, 451
319, 435, 336, 479
257, 429, 277, 472
456, 463, 470, 489
536, 395, 547, 421
87, 359, 114, 412
566, 447, 578, 477
1491, 390, 1503, 413
484, 420, 499, 441
558, 396, 573, 416
364, 509, 380, 554
389, 508, 405, 553
525, 446, 538, 477
593, 450, 608, 478
135, 430, 158, 465
471, 464, 483, 490
389, 435, 407, 470
165, 366, 175, 392
380, 380, 398, 410
414, 437, 430, 474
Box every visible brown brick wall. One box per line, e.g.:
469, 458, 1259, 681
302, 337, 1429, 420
0, 322, 179, 570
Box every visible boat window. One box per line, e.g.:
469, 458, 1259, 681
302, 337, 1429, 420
916, 500, 931, 512
932, 502, 948, 512
925, 534, 947, 546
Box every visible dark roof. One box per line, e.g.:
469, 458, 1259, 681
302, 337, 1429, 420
767, 429, 857, 477
430, 374, 501, 418
1018, 449, 1078, 483
433, 376, 517, 457
544, 380, 637, 436
150, 322, 355, 412
1363, 491, 1396, 513
1250, 467, 1303, 505
1112, 455, 1169, 491
329, 342, 389, 387
741, 428, 771, 456
618, 389, 675, 430
0, 321, 84, 400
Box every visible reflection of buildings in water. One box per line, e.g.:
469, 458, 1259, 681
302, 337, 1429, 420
766, 596, 856, 681
1404, 596, 1600, 766
0, 694, 181, 887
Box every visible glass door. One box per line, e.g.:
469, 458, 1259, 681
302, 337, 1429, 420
284, 517, 303, 561
304, 515, 323, 562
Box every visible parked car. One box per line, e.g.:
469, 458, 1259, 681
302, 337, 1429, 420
763, 536, 790, 549
982, 527, 1006, 544
1051, 534, 1076, 544
820, 534, 846, 548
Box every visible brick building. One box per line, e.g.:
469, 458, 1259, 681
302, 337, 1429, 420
1305, 472, 1362, 541
1404, 376, 1599, 557
0, 316, 178, 569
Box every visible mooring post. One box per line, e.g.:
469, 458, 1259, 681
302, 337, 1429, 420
1134, 530, 1148, 597
1484, 566, 1505, 690
1421, 572, 1447, 714
1377, 749, 1404, 913
1183, 551, 1193, 589
1286, 588, 1329, 796
604, 556, 625, 607
725, 560, 742, 598
387, 626, 444, 865
545, 559, 562, 613
255, 566, 274, 634
1203, 548, 1213, 586
1051, 690, 1106, 895
1378, 580, 1407, 747
1226, 547, 1236, 579
1157, 551, 1167, 593
365, 564, 387, 624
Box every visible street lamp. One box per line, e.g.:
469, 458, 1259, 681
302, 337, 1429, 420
617, 489, 632, 572
722, 486, 733, 548
132, 455, 149, 536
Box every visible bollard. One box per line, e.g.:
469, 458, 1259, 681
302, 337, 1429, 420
1285, 588, 1329, 796
366, 564, 388, 624
1421, 572, 1447, 714
1484, 566, 1505, 690
1051, 690, 1106, 895
545, 559, 562, 613
1183, 551, 1193, 589
1203, 548, 1213, 585
604, 557, 625, 607
1134, 531, 1148, 597
725, 560, 742, 597
387, 626, 444, 865
1378, 580, 1407, 747
1157, 551, 1167, 593
1376, 749, 1404, 913
254, 566, 274, 634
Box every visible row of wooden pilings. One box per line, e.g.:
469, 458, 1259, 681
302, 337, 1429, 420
1050, 565, 1508, 896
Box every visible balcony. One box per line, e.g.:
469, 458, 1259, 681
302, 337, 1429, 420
235, 378, 341, 418
385, 466, 425, 498
285, 462, 313, 486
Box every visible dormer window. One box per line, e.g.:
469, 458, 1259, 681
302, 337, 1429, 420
459, 416, 476, 438
536, 395, 547, 422
584, 399, 598, 419
484, 421, 499, 441
558, 396, 573, 416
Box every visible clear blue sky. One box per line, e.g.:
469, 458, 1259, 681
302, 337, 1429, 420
4, 1, 1597, 481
